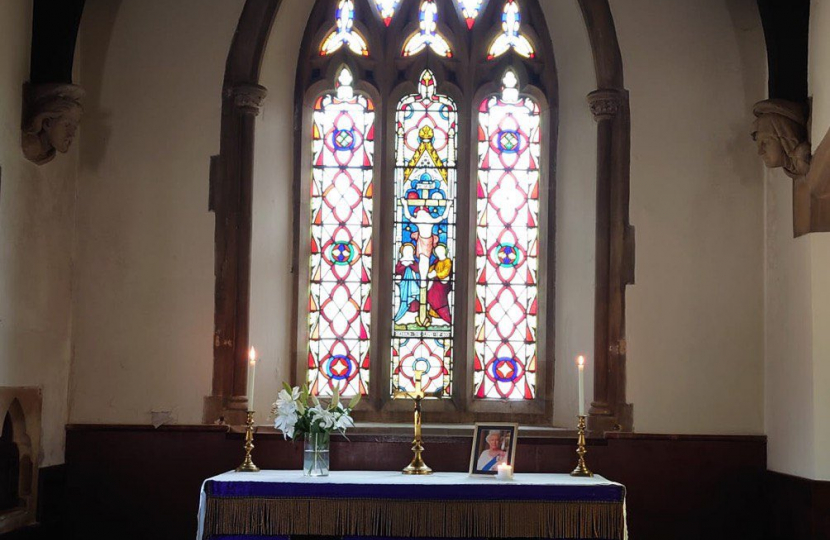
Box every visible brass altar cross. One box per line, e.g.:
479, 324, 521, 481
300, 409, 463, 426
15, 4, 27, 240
393, 370, 438, 475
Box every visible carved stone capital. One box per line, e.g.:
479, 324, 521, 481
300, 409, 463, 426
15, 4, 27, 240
21, 83, 84, 166
587, 89, 622, 121
751, 99, 811, 179
229, 83, 267, 116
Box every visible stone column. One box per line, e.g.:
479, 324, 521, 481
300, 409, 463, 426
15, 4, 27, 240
207, 83, 267, 425
587, 89, 624, 430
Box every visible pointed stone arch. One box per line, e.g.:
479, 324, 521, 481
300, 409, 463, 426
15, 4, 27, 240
208, 0, 634, 432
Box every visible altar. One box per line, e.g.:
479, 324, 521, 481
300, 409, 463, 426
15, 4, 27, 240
197, 470, 627, 540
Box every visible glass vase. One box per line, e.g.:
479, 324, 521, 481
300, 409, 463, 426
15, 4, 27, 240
303, 432, 330, 477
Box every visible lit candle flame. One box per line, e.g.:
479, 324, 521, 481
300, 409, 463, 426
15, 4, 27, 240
249, 346, 257, 365
577, 355, 585, 367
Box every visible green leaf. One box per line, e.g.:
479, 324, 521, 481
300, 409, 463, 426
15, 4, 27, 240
283, 382, 294, 396
331, 386, 340, 409
348, 393, 362, 409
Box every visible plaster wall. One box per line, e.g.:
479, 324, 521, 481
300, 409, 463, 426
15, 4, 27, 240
618, 0, 766, 434
67, 0, 768, 436
764, 0, 830, 481
807, 0, 830, 481
765, 167, 815, 478
69, 0, 245, 424
249, 1, 599, 424
0, 0, 77, 466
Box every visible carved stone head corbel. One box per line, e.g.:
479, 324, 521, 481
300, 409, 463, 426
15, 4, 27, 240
21, 83, 85, 166
751, 99, 811, 178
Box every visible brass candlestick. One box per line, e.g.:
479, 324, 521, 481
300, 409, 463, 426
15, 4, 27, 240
393, 371, 439, 475
570, 415, 593, 477
235, 410, 260, 473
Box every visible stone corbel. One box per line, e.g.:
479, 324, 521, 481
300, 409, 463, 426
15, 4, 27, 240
749, 98, 830, 237
752, 99, 811, 178
21, 83, 84, 166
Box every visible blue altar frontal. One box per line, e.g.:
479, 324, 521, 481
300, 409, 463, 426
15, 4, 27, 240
197, 471, 627, 540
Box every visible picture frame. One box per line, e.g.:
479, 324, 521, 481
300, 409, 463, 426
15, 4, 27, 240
468, 422, 519, 476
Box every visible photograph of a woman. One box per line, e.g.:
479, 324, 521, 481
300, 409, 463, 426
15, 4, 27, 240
469, 423, 518, 476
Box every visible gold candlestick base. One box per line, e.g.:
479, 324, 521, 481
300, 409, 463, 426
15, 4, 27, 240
236, 410, 260, 473
402, 438, 433, 475
570, 415, 594, 477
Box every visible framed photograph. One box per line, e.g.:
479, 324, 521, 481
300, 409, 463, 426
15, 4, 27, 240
468, 423, 518, 476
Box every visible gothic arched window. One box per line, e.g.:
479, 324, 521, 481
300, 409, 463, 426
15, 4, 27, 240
294, 0, 557, 423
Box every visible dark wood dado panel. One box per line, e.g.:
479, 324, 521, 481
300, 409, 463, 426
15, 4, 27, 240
63, 426, 765, 540
766, 471, 830, 540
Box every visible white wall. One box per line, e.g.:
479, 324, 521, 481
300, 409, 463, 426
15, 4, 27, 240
765, 166, 815, 478
808, 0, 830, 482
765, 0, 830, 482
248, 1, 599, 423
0, 0, 77, 466
617, 0, 766, 434
68, 0, 245, 424
62, 0, 771, 437
249, 1, 316, 417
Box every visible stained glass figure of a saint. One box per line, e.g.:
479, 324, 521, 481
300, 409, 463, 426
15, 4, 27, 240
391, 70, 457, 397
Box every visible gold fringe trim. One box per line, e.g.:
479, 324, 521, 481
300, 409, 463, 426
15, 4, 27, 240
204, 498, 625, 539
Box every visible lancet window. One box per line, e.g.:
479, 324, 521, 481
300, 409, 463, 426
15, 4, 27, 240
295, 0, 557, 423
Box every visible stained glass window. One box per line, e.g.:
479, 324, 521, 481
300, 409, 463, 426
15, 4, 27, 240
457, 0, 484, 28
488, 0, 535, 60
373, 0, 400, 26
320, 0, 370, 57
308, 67, 375, 397
402, 0, 453, 58
391, 70, 457, 397
473, 70, 541, 400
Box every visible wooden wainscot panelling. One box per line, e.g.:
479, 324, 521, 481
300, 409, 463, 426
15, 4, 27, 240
766, 470, 830, 540
64, 426, 766, 540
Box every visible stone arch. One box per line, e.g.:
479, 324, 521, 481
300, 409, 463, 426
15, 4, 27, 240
207, 0, 634, 431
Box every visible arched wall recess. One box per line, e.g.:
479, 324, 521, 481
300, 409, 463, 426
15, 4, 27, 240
207, 0, 634, 432
0, 395, 39, 535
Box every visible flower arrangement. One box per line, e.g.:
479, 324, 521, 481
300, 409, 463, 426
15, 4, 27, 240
272, 383, 359, 440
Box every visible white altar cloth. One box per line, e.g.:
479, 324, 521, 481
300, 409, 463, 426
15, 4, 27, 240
197, 470, 627, 540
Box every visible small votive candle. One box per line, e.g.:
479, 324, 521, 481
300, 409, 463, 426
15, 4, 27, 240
496, 463, 514, 481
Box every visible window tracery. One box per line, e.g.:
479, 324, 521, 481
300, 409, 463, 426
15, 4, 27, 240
298, 0, 556, 420
320, 0, 370, 57
373, 0, 400, 26
402, 0, 453, 58
488, 0, 534, 59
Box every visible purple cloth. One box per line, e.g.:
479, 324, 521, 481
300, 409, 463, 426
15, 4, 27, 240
205, 480, 624, 503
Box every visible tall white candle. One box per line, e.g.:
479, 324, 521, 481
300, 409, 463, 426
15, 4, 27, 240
247, 346, 257, 409
577, 355, 585, 416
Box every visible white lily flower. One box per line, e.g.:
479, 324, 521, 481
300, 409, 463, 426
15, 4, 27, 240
274, 409, 298, 439
276, 387, 300, 416
309, 405, 336, 431
333, 411, 355, 431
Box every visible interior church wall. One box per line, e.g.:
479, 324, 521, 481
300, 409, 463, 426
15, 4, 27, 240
765, 0, 830, 482
807, 0, 830, 482
0, 0, 77, 466
249, 1, 601, 426
68, 0, 245, 424
765, 159, 815, 478
66, 0, 769, 436
618, 0, 766, 434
